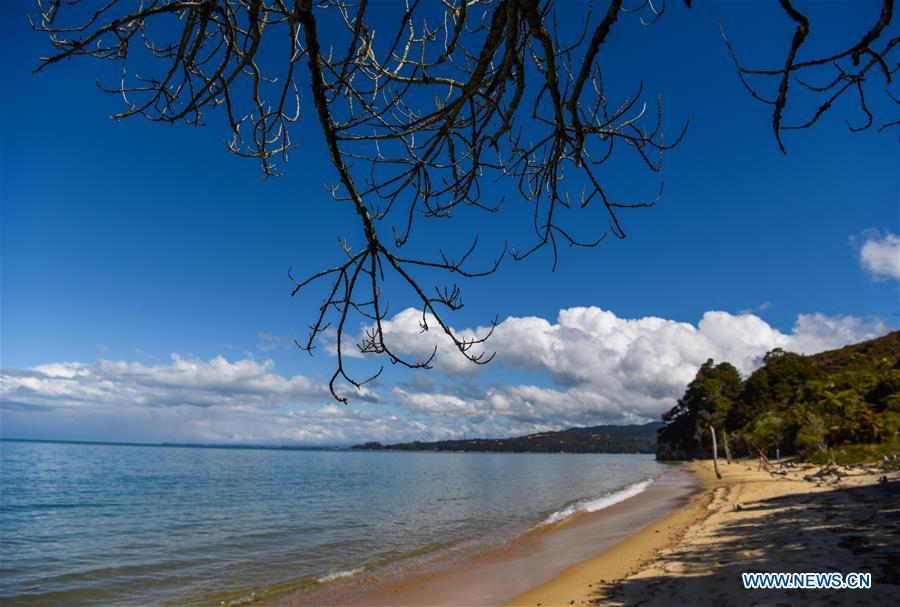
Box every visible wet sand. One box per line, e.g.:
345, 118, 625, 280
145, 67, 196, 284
509, 460, 900, 606
258, 460, 899, 606
262, 465, 698, 606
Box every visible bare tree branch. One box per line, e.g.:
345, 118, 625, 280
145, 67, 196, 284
721, 0, 897, 153
31, 0, 895, 400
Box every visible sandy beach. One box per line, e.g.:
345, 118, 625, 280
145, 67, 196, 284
507, 460, 900, 606
261, 459, 899, 606
264, 466, 698, 606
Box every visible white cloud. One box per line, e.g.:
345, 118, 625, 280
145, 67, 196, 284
0, 354, 388, 444
737, 301, 773, 315
381, 306, 888, 428
2, 354, 332, 410
340, 307, 487, 375
372, 306, 885, 379
859, 230, 900, 280
1, 308, 890, 445
788, 313, 888, 354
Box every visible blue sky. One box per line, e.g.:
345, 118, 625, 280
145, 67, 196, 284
1, 1, 897, 445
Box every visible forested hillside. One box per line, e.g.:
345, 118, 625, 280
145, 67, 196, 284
353, 422, 661, 454
656, 332, 900, 464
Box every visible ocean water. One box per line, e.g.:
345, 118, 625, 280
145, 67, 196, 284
0, 440, 667, 606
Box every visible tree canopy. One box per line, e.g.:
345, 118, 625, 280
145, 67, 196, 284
657, 332, 900, 463
656, 359, 741, 460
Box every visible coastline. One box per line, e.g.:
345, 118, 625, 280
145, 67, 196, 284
258, 464, 698, 607
508, 459, 900, 606
503, 461, 716, 607
256, 458, 899, 606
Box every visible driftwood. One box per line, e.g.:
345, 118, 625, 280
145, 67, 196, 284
752, 443, 774, 472
803, 466, 844, 483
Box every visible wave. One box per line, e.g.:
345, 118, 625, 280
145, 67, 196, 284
539, 478, 655, 526
316, 566, 365, 584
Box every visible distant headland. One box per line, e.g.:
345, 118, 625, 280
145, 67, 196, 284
351, 422, 662, 454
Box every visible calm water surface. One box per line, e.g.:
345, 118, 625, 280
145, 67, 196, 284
0, 440, 666, 606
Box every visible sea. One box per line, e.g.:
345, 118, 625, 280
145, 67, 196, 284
0, 439, 669, 606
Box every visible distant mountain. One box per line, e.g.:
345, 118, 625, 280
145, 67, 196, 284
351, 422, 662, 454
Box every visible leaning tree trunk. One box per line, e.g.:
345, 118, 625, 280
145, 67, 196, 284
722, 429, 733, 465
754, 445, 774, 472
710, 425, 722, 479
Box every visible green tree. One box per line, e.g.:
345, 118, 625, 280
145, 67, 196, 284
661, 332, 899, 463
795, 412, 827, 454
866, 370, 900, 412
657, 360, 741, 460
727, 368, 771, 431
750, 412, 787, 455
728, 348, 814, 433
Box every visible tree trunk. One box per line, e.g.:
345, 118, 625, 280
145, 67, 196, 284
710, 425, 722, 479
722, 429, 733, 465
754, 445, 774, 472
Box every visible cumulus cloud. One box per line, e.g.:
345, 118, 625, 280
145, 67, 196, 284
858, 230, 900, 280
340, 307, 486, 375
369, 306, 886, 378
0, 354, 529, 445
2, 308, 890, 444
393, 382, 652, 430
2, 354, 331, 410
0, 355, 397, 444
380, 306, 888, 428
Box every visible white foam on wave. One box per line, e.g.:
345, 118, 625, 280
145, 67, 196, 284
540, 478, 655, 526
316, 566, 365, 584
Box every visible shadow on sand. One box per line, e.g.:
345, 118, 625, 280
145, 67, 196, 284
597, 479, 900, 606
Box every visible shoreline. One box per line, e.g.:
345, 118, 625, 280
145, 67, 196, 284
504, 461, 718, 607
259, 464, 699, 607
509, 459, 900, 606
257, 458, 899, 606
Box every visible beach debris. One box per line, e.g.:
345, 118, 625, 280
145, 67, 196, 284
803, 466, 846, 483
752, 445, 776, 473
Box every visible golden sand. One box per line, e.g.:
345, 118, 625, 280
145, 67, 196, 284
506, 460, 899, 607
262, 466, 698, 607
262, 460, 897, 606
